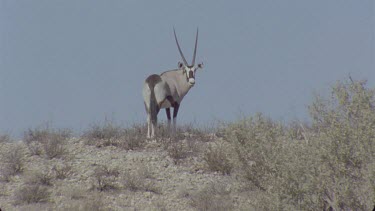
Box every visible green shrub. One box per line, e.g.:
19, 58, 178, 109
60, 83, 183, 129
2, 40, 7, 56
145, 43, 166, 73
224, 113, 285, 191
308, 79, 375, 210
222, 78, 375, 210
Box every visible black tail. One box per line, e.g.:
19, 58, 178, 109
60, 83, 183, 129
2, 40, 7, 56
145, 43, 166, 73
145, 74, 162, 125
148, 84, 159, 125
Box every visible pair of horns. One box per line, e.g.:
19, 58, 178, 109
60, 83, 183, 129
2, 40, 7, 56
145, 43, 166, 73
173, 28, 198, 67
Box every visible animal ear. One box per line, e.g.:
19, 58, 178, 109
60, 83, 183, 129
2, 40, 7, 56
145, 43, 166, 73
197, 62, 204, 69
178, 62, 184, 69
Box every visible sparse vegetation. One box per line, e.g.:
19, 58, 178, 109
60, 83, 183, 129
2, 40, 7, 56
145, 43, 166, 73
83, 122, 147, 150
14, 184, 50, 205
52, 163, 72, 180
178, 123, 216, 142
203, 142, 233, 175
122, 166, 161, 194
23, 127, 70, 159
25, 170, 54, 186
0, 145, 25, 181
188, 182, 233, 211
0, 78, 374, 210
92, 165, 120, 192
83, 122, 124, 147
78, 194, 106, 211
0, 134, 10, 143
222, 79, 375, 210
166, 140, 190, 164
119, 125, 146, 150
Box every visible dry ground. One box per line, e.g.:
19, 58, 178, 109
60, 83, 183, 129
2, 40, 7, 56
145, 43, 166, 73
0, 126, 251, 211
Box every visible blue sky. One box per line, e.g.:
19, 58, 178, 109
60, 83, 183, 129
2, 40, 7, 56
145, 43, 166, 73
1, 0, 374, 136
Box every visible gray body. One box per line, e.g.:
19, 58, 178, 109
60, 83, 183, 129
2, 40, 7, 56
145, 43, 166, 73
142, 29, 203, 138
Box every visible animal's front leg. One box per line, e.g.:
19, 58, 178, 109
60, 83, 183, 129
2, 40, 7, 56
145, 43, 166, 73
166, 108, 171, 132
173, 103, 180, 134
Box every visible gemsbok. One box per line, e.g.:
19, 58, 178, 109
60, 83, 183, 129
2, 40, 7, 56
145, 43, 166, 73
142, 28, 203, 138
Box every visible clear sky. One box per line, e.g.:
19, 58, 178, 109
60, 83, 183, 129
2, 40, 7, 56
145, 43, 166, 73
1, 0, 374, 136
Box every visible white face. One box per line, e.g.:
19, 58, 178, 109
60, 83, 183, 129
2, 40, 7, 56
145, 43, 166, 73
178, 62, 203, 86
185, 66, 196, 86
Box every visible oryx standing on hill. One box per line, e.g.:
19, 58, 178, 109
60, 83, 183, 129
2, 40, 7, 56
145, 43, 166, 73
142, 28, 203, 138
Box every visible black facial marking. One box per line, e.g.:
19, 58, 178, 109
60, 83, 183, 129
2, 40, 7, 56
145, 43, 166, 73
189, 71, 194, 79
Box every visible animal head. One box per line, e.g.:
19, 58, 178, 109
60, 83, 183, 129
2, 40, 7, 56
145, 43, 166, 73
174, 28, 204, 86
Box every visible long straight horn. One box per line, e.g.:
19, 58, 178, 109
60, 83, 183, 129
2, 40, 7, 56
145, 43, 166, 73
192, 28, 198, 66
173, 28, 188, 66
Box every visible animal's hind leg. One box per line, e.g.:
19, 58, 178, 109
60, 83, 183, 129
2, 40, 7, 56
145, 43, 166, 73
151, 115, 157, 138
150, 106, 159, 138
147, 114, 151, 138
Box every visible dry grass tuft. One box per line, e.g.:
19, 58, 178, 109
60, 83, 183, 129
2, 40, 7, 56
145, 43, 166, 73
92, 165, 120, 192
178, 123, 216, 142
166, 139, 201, 164
52, 163, 72, 180
83, 122, 123, 147
83, 122, 146, 150
203, 142, 233, 175
119, 125, 146, 150
25, 170, 54, 186
122, 166, 161, 194
23, 127, 70, 159
166, 141, 190, 164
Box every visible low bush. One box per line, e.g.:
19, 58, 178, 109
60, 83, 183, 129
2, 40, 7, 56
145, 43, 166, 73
119, 125, 146, 150
92, 165, 119, 192
203, 142, 233, 175
222, 79, 375, 210
83, 122, 146, 150
1, 145, 25, 181
166, 141, 190, 164
224, 113, 285, 191
23, 127, 70, 159
25, 170, 54, 186
83, 122, 124, 147
52, 163, 72, 180
122, 166, 160, 193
